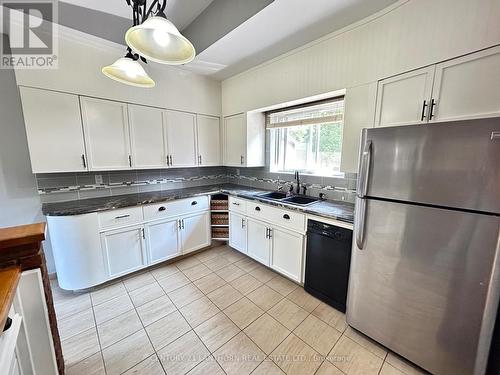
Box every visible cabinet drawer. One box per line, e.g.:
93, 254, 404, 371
246, 201, 272, 220
246, 201, 305, 233
229, 197, 247, 213
267, 206, 305, 233
98, 207, 143, 230
144, 196, 209, 221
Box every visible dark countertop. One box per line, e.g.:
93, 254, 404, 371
42, 183, 354, 224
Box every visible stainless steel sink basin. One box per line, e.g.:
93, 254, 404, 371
259, 191, 287, 200
281, 195, 319, 206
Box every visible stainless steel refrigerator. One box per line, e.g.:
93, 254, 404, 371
347, 118, 500, 375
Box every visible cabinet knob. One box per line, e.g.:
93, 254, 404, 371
191, 201, 198, 205
283, 214, 290, 220
255, 206, 261, 211
158, 206, 166, 211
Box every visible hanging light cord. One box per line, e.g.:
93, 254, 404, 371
125, 0, 167, 27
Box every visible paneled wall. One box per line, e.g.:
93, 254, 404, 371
222, 0, 500, 115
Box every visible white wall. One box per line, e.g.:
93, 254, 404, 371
221, 0, 500, 115
14, 26, 222, 116
0, 34, 56, 273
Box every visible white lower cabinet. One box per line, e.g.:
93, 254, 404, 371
100, 225, 147, 278
230, 198, 306, 283
145, 218, 180, 264
246, 219, 271, 266
229, 212, 247, 253
271, 227, 304, 282
180, 212, 211, 254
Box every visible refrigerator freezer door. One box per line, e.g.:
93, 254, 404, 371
359, 117, 500, 213
347, 198, 500, 375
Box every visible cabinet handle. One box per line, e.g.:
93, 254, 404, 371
255, 206, 261, 211
178, 220, 182, 230
81, 154, 87, 169
420, 100, 428, 121
168, 155, 173, 166
141, 228, 145, 239
429, 99, 436, 120
166, 155, 170, 166
232, 202, 240, 206
191, 201, 197, 205
283, 214, 290, 220
198, 155, 202, 165
181, 219, 185, 229
241, 218, 245, 228
115, 214, 130, 219
158, 206, 166, 211
265, 228, 269, 238
128, 155, 132, 167
268, 228, 272, 239
240, 155, 244, 165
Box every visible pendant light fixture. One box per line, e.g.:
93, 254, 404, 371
102, 0, 195, 87
102, 48, 155, 88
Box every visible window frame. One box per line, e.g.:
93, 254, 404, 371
267, 96, 345, 178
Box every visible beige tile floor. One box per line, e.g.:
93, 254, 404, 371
52, 245, 429, 375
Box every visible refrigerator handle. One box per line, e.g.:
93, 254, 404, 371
355, 197, 367, 249
357, 140, 372, 198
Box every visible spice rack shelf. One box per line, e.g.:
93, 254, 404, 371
210, 194, 229, 240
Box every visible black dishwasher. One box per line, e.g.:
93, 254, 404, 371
304, 220, 352, 313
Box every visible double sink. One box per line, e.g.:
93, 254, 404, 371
258, 191, 320, 206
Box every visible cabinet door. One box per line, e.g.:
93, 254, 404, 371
81, 97, 132, 170
129, 105, 167, 169
246, 218, 270, 266
224, 114, 246, 166
431, 46, 500, 122
374, 66, 435, 127
100, 226, 146, 278
19, 87, 87, 173
180, 212, 210, 254
165, 110, 197, 167
271, 227, 304, 282
196, 115, 221, 166
229, 212, 247, 253
145, 218, 180, 265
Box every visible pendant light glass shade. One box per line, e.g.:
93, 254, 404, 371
102, 57, 155, 88
125, 16, 196, 65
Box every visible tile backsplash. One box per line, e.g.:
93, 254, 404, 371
36, 167, 229, 203
36, 167, 357, 204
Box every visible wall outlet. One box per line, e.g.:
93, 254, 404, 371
95, 174, 103, 184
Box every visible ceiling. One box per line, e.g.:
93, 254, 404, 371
57, 0, 398, 80
61, 0, 215, 31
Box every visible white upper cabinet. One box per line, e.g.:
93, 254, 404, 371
430, 46, 500, 122
375, 66, 435, 128
196, 115, 220, 166
224, 114, 246, 166
223, 112, 265, 167
80, 97, 132, 171
128, 105, 167, 169
19, 87, 87, 173
164, 110, 198, 168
